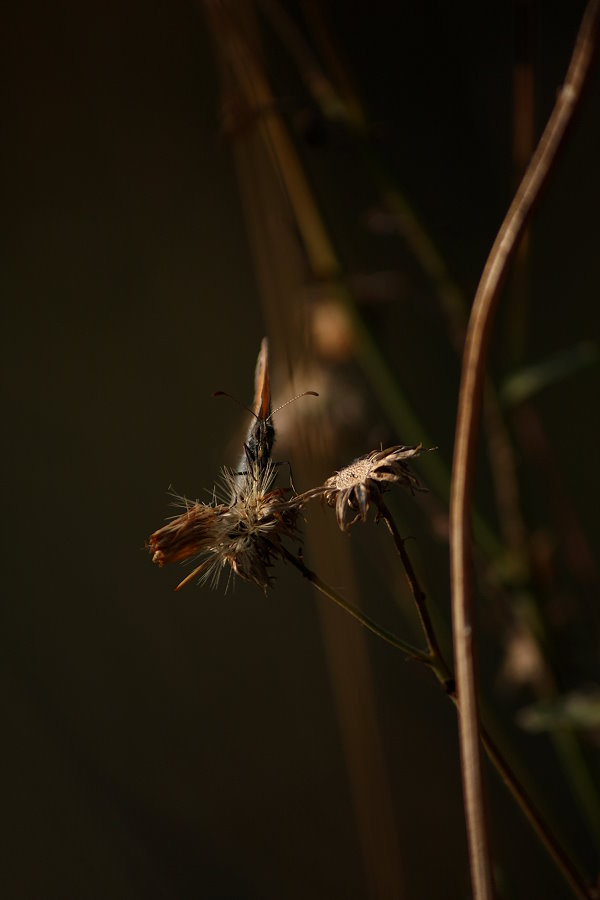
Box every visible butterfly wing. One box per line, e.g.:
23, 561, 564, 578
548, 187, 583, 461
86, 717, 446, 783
235, 338, 275, 490
252, 337, 271, 423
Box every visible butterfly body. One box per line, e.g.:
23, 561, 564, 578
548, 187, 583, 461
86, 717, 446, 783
243, 414, 275, 475
235, 337, 274, 492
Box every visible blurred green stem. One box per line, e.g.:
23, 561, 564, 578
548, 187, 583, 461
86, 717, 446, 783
552, 730, 600, 852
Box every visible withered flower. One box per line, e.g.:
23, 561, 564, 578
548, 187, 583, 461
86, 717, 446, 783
322, 445, 425, 531
148, 464, 304, 592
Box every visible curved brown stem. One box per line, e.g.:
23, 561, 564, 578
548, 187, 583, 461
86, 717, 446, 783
376, 496, 596, 898
449, 4, 600, 898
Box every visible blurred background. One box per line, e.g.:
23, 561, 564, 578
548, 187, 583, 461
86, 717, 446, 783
3, 1, 600, 897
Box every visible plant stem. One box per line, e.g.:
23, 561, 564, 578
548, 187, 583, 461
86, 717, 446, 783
282, 545, 430, 663
374, 495, 452, 684
449, 4, 600, 897
479, 727, 597, 900
374, 495, 596, 900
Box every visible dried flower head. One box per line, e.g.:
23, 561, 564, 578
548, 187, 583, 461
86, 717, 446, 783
323, 445, 425, 531
147, 464, 305, 592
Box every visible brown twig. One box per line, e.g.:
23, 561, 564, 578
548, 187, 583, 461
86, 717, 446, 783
375, 495, 596, 899
374, 495, 452, 684
449, 4, 600, 898
480, 726, 598, 900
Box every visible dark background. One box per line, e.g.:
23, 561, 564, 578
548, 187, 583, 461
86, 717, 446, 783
3, 2, 599, 897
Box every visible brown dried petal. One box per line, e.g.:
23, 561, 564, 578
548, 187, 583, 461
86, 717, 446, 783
148, 502, 229, 566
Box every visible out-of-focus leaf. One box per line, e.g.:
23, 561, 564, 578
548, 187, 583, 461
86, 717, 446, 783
501, 341, 599, 406
517, 687, 600, 733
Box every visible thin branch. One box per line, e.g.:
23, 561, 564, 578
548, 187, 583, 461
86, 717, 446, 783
449, 4, 600, 899
480, 727, 598, 900
376, 497, 596, 899
374, 495, 452, 685
281, 545, 430, 663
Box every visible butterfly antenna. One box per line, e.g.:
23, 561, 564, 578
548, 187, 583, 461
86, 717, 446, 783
267, 391, 319, 422
212, 391, 257, 420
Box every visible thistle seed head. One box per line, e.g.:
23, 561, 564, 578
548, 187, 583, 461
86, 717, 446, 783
322, 445, 425, 531
148, 464, 303, 592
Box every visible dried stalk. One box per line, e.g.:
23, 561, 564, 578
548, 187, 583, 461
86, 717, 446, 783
449, 4, 600, 898
375, 496, 596, 900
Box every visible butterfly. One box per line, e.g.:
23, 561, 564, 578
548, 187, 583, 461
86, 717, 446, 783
239, 336, 275, 483
215, 338, 317, 497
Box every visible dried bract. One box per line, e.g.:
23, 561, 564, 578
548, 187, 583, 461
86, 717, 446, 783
149, 498, 228, 568
147, 465, 304, 592
323, 445, 425, 531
